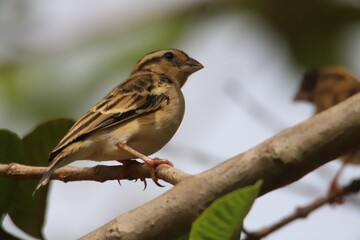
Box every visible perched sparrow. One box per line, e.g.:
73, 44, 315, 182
34, 49, 203, 193
294, 66, 360, 194
294, 66, 360, 114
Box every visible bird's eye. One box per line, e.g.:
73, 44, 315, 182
163, 52, 174, 60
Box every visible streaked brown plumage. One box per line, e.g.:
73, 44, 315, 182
294, 66, 360, 194
294, 66, 360, 114
34, 49, 203, 193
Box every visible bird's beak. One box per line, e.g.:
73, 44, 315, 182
182, 58, 204, 73
293, 90, 307, 101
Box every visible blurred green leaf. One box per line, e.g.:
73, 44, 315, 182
245, 0, 360, 67
0, 119, 73, 239
0, 6, 200, 124
7, 119, 74, 239
190, 180, 263, 240
177, 234, 190, 240
1, 1, 360, 124
0, 130, 22, 214
0, 227, 21, 240
21, 118, 74, 167
0, 130, 23, 240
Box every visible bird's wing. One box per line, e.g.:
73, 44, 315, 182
49, 73, 171, 161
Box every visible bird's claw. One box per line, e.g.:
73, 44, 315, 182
118, 157, 173, 188
146, 164, 165, 188
145, 158, 173, 188
140, 178, 148, 190
153, 157, 173, 167
328, 182, 344, 205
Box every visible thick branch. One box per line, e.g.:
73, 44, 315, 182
81, 93, 360, 240
245, 179, 360, 240
0, 162, 190, 186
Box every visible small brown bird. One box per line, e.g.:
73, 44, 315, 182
294, 66, 360, 194
34, 49, 203, 193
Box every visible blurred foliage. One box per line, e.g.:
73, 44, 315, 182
0, 4, 203, 130
0, 1, 359, 236
0, 119, 74, 239
0, 0, 359, 130
244, 0, 360, 67
0, 227, 20, 240
190, 180, 262, 240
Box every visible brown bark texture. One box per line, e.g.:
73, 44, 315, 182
79, 92, 360, 239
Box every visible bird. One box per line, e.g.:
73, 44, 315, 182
294, 65, 360, 194
34, 49, 203, 194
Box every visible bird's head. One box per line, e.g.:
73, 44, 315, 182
294, 69, 321, 102
131, 49, 203, 87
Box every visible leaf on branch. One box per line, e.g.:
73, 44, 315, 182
0, 130, 21, 213
0, 119, 74, 239
190, 180, 263, 240
0, 226, 21, 240
0, 130, 22, 238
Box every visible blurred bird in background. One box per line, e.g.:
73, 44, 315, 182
294, 66, 360, 196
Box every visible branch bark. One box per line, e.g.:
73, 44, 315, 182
0, 162, 190, 186
80, 93, 360, 240
2, 93, 360, 239
244, 179, 360, 240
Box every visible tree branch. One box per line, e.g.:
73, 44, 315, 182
244, 179, 360, 240
80, 93, 360, 240
0, 162, 190, 186
2, 93, 360, 240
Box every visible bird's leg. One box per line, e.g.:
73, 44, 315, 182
328, 162, 347, 204
116, 143, 173, 187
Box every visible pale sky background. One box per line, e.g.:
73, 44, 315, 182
1, 1, 359, 240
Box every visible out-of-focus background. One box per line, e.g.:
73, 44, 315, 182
1, 0, 359, 239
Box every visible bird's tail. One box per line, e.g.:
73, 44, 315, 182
33, 158, 65, 196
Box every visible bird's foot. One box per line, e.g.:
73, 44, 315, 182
328, 180, 344, 205
143, 157, 173, 187
327, 163, 347, 205
117, 159, 148, 189
116, 143, 173, 188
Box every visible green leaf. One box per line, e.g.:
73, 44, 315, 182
5, 119, 74, 239
244, 0, 360, 67
177, 234, 190, 240
0, 226, 21, 240
0, 130, 22, 214
21, 118, 74, 167
190, 180, 263, 240
0, 130, 27, 240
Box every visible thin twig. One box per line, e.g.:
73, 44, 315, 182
0, 162, 190, 186
244, 179, 360, 240
224, 79, 288, 132
81, 92, 360, 240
